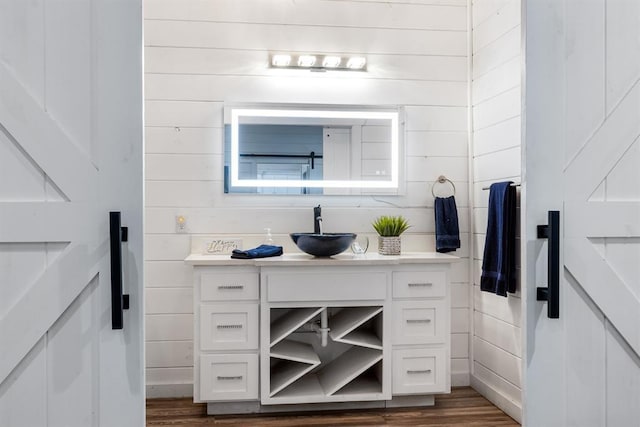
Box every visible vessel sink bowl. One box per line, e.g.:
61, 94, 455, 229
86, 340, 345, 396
290, 233, 357, 257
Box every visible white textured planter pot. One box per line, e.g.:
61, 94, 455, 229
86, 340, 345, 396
378, 236, 401, 255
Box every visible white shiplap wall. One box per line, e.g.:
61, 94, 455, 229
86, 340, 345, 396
144, 0, 471, 397
470, 0, 522, 422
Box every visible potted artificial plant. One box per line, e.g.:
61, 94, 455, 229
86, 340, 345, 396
372, 215, 410, 255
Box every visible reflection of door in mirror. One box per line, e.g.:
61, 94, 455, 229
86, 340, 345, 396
361, 124, 392, 183
323, 127, 352, 195
322, 122, 392, 195
256, 163, 311, 195
225, 123, 325, 194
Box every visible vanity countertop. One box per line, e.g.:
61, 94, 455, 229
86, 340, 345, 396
185, 252, 458, 267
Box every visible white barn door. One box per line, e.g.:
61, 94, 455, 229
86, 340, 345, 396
524, 0, 640, 426
0, 1, 144, 426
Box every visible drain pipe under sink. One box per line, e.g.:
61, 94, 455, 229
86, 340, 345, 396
309, 308, 330, 347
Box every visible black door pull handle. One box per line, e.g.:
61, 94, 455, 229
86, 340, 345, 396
537, 210, 560, 318
110, 211, 130, 329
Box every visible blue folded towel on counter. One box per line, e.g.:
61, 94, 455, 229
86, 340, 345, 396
435, 196, 461, 253
231, 244, 283, 259
481, 182, 517, 297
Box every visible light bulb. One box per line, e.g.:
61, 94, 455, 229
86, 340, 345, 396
346, 57, 366, 69
322, 56, 341, 68
271, 54, 291, 67
297, 55, 317, 67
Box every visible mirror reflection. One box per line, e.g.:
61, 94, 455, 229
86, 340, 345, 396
224, 107, 400, 195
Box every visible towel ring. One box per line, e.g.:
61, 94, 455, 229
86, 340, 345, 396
432, 175, 456, 198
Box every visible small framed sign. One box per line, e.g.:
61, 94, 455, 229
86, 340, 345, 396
199, 237, 243, 255
204, 239, 242, 255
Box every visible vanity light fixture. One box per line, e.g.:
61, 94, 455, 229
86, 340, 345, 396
269, 54, 367, 72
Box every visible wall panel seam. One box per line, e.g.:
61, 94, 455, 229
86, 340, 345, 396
472, 308, 521, 325
471, 85, 520, 107
472, 53, 521, 80
472, 23, 520, 54
473, 360, 521, 390
473, 145, 521, 158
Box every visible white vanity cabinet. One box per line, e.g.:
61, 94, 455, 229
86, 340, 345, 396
187, 253, 456, 414
391, 270, 450, 395
193, 266, 260, 402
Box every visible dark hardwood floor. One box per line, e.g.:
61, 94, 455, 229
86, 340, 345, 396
146, 387, 519, 426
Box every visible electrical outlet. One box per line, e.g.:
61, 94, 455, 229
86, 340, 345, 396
175, 215, 187, 233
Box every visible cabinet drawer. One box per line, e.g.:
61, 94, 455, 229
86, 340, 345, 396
200, 354, 258, 401
200, 303, 258, 351
201, 272, 258, 301
266, 272, 386, 302
392, 271, 446, 299
392, 300, 447, 345
392, 348, 447, 394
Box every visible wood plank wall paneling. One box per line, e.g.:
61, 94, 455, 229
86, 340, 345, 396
143, 0, 471, 397
471, 0, 522, 422
144, 21, 467, 56
144, 0, 468, 30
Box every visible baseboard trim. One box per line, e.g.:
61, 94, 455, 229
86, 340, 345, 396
206, 394, 436, 415
146, 376, 470, 402
452, 371, 470, 387
470, 375, 522, 424
146, 383, 193, 399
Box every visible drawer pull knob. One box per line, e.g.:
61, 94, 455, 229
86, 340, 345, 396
218, 285, 244, 290
406, 319, 431, 324
408, 283, 432, 287
217, 375, 243, 381
217, 324, 243, 329
407, 369, 432, 374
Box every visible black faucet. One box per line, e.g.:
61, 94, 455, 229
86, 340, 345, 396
313, 205, 322, 234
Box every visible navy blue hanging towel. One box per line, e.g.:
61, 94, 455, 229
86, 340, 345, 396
481, 182, 517, 297
435, 195, 461, 253
231, 244, 283, 259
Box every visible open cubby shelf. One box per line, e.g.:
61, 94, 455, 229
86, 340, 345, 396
336, 329, 382, 350
266, 306, 384, 403
270, 359, 319, 396
317, 345, 382, 395
270, 307, 325, 347
270, 339, 320, 365
329, 306, 382, 340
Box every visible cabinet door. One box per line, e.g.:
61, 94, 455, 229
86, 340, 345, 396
200, 303, 258, 350
392, 348, 447, 394
200, 354, 258, 401
392, 300, 447, 345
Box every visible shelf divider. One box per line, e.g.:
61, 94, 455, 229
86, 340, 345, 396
337, 329, 382, 350
270, 360, 319, 397
317, 346, 382, 396
331, 369, 383, 397
270, 339, 320, 365
329, 306, 382, 342
270, 307, 325, 347
270, 373, 325, 400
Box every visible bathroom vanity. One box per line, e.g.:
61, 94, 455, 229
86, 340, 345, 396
185, 252, 457, 414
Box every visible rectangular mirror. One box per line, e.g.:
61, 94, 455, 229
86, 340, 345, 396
223, 106, 401, 195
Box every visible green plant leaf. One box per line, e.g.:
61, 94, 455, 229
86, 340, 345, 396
371, 215, 410, 236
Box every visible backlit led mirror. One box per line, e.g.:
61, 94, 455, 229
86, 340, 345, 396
224, 107, 401, 195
